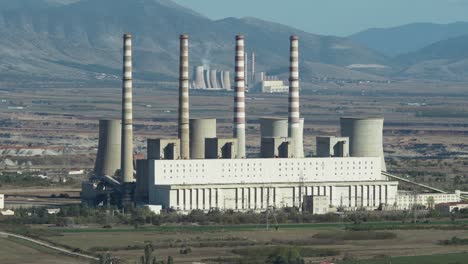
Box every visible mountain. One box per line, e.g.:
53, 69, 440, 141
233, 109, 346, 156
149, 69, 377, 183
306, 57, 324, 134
395, 34, 468, 81
349, 22, 468, 56
0, 0, 388, 86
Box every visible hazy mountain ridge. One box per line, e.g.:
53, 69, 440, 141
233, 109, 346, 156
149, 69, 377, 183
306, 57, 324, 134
0, 0, 389, 85
350, 22, 468, 57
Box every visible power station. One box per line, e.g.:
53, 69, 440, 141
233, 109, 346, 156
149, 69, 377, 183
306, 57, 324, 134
81, 33, 462, 213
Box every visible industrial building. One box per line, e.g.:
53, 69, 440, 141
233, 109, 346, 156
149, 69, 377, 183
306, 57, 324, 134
81, 33, 464, 214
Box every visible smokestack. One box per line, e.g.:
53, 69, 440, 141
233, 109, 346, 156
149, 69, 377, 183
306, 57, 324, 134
121, 33, 134, 183
288, 35, 303, 158
179, 34, 190, 159
251, 52, 255, 84
244, 52, 248, 88
234, 35, 246, 158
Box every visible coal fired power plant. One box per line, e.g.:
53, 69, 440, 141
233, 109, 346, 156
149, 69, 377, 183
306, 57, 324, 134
81, 33, 462, 213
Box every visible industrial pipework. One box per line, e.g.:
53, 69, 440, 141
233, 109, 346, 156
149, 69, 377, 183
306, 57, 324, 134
121, 33, 134, 183
288, 35, 303, 158
179, 34, 190, 159
234, 35, 246, 158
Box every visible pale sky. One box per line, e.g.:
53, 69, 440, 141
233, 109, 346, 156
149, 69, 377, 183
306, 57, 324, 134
173, 0, 468, 36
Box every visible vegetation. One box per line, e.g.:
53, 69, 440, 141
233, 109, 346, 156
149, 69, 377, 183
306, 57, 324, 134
339, 252, 468, 264
439, 236, 468, 246
313, 231, 397, 240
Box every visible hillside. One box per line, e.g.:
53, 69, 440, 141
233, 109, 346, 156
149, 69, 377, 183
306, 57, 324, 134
0, 0, 388, 86
395, 34, 468, 81
350, 22, 468, 56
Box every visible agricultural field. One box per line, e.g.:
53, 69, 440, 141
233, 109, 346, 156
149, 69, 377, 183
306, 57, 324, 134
38, 223, 468, 263
0, 237, 87, 264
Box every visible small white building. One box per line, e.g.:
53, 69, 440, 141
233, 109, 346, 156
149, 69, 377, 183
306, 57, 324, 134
261, 80, 289, 93
396, 191, 461, 210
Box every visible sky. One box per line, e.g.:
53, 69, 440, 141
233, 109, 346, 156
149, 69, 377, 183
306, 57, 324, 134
173, 0, 468, 36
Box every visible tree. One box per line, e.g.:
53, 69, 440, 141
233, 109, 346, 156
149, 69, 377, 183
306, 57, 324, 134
267, 247, 304, 264
139, 243, 155, 264
167, 256, 174, 264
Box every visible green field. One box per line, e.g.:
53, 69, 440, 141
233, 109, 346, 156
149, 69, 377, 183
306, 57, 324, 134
341, 252, 468, 264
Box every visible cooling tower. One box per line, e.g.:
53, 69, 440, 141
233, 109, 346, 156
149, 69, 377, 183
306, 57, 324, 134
121, 33, 134, 183
234, 35, 246, 158
204, 69, 212, 88
210, 70, 219, 88
190, 118, 217, 159
194, 66, 206, 88
288, 35, 303, 158
94, 120, 121, 177
340, 117, 386, 171
222, 71, 231, 90
260, 118, 288, 138
178, 34, 190, 160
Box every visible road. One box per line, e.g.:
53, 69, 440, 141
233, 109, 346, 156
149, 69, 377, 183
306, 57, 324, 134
0, 231, 99, 261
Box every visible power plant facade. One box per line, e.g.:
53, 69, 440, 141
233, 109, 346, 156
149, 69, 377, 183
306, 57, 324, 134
82, 32, 462, 214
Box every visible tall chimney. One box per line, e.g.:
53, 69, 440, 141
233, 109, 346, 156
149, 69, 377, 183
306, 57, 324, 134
251, 52, 255, 84
234, 35, 246, 158
244, 51, 248, 88
288, 35, 303, 158
121, 33, 134, 183
178, 34, 190, 159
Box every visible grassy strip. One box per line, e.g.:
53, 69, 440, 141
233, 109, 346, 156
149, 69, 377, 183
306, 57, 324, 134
340, 252, 468, 264
313, 231, 397, 240
54, 220, 468, 233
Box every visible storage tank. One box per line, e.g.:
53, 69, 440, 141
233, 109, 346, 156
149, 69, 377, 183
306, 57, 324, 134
94, 119, 121, 177
340, 117, 386, 171
260, 118, 288, 138
190, 118, 217, 159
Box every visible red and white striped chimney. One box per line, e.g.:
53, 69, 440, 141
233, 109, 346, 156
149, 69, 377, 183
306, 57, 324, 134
234, 35, 246, 158
178, 34, 190, 159
121, 33, 134, 182
288, 35, 303, 158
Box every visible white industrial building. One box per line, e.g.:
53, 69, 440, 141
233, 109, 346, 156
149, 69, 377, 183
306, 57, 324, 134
148, 157, 399, 212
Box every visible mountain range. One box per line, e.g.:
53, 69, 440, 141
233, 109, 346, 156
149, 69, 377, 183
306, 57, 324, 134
0, 0, 468, 86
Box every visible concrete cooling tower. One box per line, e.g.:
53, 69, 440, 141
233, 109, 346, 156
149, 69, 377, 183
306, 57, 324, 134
260, 118, 288, 138
194, 66, 206, 88
340, 117, 386, 171
94, 119, 121, 177
190, 118, 217, 159
204, 69, 212, 88
222, 71, 231, 90
210, 70, 219, 88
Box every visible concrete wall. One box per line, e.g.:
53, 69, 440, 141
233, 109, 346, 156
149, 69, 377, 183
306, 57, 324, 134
94, 119, 121, 177
261, 137, 293, 158
147, 139, 180, 160
316, 136, 350, 157
205, 138, 237, 159
149, 181, 398, 213
190, 119, 217, 159
149, 157, 383, 186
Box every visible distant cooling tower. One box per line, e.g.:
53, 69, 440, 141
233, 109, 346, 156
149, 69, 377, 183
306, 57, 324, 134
210, 70, 219, 88
222, 71, 231, 90
204, 69, 212, 88
340, 117, 386, 171
194, 66, 206, 88
94, 119, 121, 177
190, 118, 217, 159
